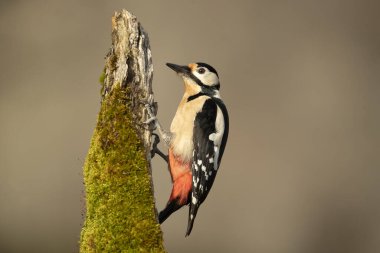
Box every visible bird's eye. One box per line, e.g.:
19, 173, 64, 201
197, 68, 206, 74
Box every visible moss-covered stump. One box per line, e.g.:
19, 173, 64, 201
80, 10, 165, 253
80, 87, 164, 252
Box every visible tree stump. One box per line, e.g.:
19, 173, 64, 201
80, 10, 165, 253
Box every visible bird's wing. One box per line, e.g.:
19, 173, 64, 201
186, 97, 229, 236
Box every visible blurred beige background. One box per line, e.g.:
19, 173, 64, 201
1, 0, 380, 252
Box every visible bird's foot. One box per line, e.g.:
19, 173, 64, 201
150, 133, 168, 163
143, 103, 157, 129
143, 96, 172, 147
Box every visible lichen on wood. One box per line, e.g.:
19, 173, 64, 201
80, 10, 165, 253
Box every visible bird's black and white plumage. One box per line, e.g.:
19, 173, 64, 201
147, 62, 229, 236
187, 95, 229, 235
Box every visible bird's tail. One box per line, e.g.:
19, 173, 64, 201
185, 202, 200, 236
158, 199, 183, 224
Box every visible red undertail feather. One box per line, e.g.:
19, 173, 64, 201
168, 149, 192, 205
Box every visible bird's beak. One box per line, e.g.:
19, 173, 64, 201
166, 63, 191, 77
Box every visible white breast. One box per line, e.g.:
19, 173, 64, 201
170, 96, 208, 162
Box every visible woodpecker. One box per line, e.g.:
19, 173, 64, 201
146, 62, 229, 236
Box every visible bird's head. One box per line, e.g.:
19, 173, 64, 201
166, 62, 220, 94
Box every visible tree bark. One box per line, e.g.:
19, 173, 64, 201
80, 10, 165, 252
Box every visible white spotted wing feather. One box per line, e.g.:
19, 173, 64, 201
186, 98, 228, 236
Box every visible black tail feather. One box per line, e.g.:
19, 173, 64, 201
158, 199, 183, 224
185, 203, 200, 236
185, 217, 195, 236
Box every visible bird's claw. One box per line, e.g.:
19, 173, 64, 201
150, 133, 168, 163
150, 133, 160, 158
145, 103, 156, 117
146, 94, 155, 105
144, 116, 157, 124
144, 103, 157, 129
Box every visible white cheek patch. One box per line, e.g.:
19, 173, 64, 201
193, 71, 219, 86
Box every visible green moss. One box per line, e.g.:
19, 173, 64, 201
99, 68, 106, 96
80, 85, 165, 252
